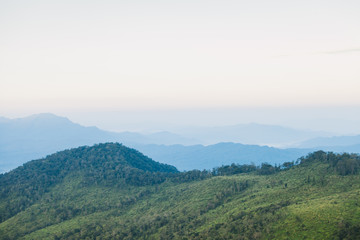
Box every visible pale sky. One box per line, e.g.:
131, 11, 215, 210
1, 0, 360, 130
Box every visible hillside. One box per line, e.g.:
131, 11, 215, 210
0, 143, 177, 224
0, 145, 360, 239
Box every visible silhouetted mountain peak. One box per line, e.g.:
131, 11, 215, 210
23, 113, 74, 125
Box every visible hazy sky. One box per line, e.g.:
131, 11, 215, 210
1, 0, 360, 131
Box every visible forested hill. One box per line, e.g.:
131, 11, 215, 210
0, 146, 360, 239
0, 143, 177, 222
0, 143, 178, 190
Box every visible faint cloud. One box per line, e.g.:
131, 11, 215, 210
271, 54, 292, 58
319, 48, 360, 55
271, 48, 360, 58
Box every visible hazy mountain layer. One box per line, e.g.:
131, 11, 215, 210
133, 143, 311, 171
2, 113, 360, 173
297, 134, 360, 148
171, 123, 333, 146
0, 113, 195, 172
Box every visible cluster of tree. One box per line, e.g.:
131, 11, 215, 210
209, 151, 360, 178
212, 163, 257, 176
210, 161, 296, 176
299, 151, 360, 175
200, 151, 360, 178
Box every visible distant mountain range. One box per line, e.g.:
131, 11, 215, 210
296, 135, 360, 148
132, 143, 311, 171
1, 113, 360, 172
0, 113, 196, 172
170, 123, 333, 147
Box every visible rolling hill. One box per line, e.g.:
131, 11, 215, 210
0, 144, 359, 239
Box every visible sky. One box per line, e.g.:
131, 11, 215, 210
1, 0, 360, 132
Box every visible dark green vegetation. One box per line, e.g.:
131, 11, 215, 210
0, 143, 360, 239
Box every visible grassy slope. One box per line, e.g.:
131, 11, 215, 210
1, 162, 360, 239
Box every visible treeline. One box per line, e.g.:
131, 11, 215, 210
207, 151, 360, 177
210, 161, 293, 176
299, 151, 360, 175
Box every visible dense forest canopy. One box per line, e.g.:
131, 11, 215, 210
0, 144, 360, 239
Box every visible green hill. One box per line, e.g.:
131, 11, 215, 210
0, 144, 359, 239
